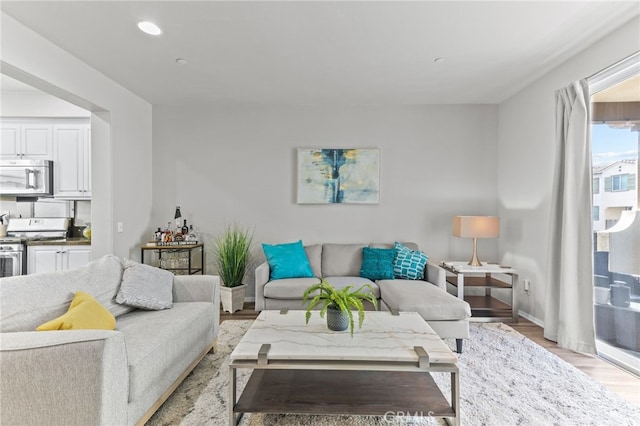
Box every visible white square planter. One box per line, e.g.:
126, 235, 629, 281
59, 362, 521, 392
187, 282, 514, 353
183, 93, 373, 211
220, 284, 247, 313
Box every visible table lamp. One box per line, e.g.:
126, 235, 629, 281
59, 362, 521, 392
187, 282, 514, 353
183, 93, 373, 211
452, 216, 500, 266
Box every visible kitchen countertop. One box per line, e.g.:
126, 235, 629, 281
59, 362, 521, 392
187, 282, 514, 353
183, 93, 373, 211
26, 238, 91, 246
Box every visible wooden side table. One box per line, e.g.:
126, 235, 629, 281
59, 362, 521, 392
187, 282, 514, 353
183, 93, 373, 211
441, 261, 518, 323
140, 243, 204, 275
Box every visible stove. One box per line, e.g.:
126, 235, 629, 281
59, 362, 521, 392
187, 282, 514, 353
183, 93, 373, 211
1, 218, 70, 276
0, 239, 25, 277
6, 218, 70, 241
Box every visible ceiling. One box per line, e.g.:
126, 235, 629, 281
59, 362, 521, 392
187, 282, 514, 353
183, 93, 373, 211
1, 1, 639, 107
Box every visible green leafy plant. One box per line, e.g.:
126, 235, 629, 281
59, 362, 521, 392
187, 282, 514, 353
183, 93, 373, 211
213, 225, 254, 288
303, 279, 378, 336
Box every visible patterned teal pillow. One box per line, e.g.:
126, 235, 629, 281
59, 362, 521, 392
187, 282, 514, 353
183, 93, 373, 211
393, 242, 428, 280
360, 247, 396, 280
262, 240, 314, 280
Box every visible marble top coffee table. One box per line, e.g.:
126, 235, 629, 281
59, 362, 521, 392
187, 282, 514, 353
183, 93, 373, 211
229, 310, 459, 425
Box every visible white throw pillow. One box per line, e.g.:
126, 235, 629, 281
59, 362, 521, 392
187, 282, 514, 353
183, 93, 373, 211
116, 259, 174, 310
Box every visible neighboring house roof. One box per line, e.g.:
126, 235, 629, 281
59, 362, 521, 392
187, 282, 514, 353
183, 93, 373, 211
592, 159, 637, 175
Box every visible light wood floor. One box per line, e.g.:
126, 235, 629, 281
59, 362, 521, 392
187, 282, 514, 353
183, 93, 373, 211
222, 303, 640, 407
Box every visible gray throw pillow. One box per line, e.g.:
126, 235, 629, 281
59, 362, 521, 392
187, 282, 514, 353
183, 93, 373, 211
116, 259, 174, 310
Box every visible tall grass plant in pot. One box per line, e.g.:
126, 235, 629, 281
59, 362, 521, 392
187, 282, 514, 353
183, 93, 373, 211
214, 224, 254, 313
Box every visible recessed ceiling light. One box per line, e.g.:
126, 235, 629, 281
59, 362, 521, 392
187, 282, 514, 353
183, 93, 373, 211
176, 58, 188, 65
434, 57, 445, 64
137, 21, 162, 36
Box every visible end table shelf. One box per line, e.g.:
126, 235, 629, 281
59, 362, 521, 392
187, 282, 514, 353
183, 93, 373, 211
441, 261, 518, 323
140, 243, 204, 275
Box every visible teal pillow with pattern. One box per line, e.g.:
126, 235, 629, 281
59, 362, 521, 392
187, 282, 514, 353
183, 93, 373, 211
393, 242, 428, 280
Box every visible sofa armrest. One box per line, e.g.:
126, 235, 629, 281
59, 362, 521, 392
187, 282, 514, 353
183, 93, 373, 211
173, 275, 220, 334
255, 261, 270, 311
0, 330, 128, 425
173, 274, 220, 304
425, 261, 447, 290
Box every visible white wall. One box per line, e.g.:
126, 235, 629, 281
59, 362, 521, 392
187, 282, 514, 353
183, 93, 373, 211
1, 12, 153, 260
0, 90, 90, 117
153, 104, 499, 296
497, 16, 640, 322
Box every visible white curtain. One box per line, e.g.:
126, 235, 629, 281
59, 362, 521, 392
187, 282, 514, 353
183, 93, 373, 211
544, 79, 596, 354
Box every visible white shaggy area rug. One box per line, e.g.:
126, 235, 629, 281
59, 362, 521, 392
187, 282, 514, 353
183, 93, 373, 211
148, 320, 640, 426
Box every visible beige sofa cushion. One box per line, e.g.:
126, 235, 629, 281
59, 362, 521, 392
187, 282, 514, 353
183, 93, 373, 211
305, 244, 322, 278
263, 277, 322, 299
378, 279, 471, 321
369, 242, 419, 251
323, 276, 380, 298
321, 243, 367, 277
116, 302, 215, 404
0, 255, 130, 333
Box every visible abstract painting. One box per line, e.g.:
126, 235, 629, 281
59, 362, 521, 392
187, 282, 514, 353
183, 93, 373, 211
297, 148, 380, 204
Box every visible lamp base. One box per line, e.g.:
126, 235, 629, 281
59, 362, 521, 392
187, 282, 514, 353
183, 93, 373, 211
467, 238, 483, 266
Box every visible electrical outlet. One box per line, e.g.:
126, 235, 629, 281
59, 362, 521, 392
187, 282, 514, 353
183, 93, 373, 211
117, 222, 124, 233
523, 279, 530, 292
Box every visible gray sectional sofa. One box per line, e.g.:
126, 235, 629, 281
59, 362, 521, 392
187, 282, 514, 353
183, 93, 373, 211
255, 242, 471, 352
0, 255, 220, 426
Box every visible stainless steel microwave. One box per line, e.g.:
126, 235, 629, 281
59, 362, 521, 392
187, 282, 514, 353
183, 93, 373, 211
0, 159, 53, 197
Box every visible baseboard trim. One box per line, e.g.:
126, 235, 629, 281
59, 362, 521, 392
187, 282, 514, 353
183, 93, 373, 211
518, 310, 544, 327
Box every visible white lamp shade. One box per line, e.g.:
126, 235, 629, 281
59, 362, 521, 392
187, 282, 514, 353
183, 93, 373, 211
453, 216, 500, 239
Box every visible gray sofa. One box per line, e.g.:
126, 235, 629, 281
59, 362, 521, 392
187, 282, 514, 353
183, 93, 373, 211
0, 255, 220, 426
255, 242, 471, 352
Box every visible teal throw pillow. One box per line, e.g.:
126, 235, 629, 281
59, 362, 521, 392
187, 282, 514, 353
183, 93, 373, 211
360, 247, 396, 281
262, 240, 314, 280
393, 242, 428, 280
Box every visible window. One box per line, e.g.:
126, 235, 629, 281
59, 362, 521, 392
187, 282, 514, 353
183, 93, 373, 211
612, 174, 628, 191
589, 51, 639, 376
604, 174, 636, 192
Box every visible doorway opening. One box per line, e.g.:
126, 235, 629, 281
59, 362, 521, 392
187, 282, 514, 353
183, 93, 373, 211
589, 53, 640, 375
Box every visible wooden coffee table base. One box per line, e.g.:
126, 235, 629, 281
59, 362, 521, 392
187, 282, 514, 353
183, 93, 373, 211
234, 369, 455, 421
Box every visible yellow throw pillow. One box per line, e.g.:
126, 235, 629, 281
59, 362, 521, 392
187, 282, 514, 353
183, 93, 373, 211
37, 291, 116, 331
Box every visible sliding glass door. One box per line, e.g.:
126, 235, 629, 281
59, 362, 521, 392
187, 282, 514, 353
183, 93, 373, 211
590, 54, 639, 374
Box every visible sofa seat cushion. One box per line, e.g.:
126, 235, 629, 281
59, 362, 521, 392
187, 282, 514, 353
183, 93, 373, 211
263, 277, 322, 299
115, 302, 215, 402
323, 276, 380, 298
378, 280, 470, 321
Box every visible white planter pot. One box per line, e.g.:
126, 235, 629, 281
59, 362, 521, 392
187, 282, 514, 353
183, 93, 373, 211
220, 284, 247, 313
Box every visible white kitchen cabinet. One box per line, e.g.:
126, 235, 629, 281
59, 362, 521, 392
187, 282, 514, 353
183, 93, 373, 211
28, 245, 92, 275
0, 121, 53, 160
53, 124, 91, 199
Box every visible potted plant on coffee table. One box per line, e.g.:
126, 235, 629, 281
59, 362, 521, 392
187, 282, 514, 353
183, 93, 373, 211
214, 224, 254, 313
303, 279, 378, 336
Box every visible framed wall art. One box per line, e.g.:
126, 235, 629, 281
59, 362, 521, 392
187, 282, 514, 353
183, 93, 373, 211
297, 148, 380, 204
